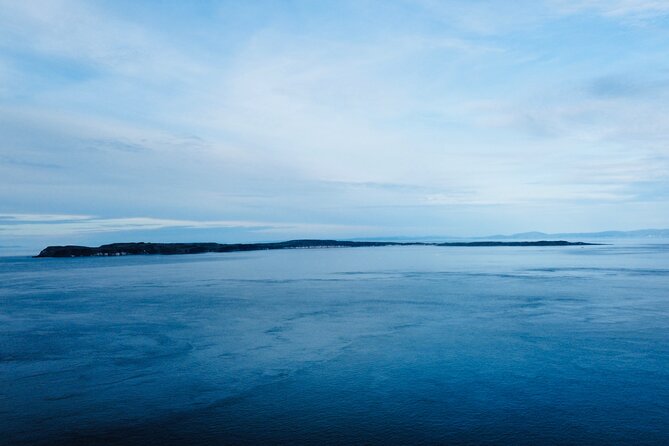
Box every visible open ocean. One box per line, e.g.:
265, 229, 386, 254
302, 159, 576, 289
2, 242, 669, 445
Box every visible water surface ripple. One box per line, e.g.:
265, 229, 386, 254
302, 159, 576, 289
1, 244, 668, 445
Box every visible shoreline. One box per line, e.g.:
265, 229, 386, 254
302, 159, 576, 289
35, 239, 600, 258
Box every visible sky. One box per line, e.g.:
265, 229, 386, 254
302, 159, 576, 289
1, 0, 669, 254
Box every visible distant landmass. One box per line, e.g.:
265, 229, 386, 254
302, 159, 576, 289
483, 229, 669, 240
353, 229, 669, 242
35, 239, 597, 258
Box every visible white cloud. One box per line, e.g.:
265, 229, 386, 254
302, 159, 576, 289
0, 213, 93, 222
0, 214, 375, 237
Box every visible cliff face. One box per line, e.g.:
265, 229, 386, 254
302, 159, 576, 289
35, 240, 596, 258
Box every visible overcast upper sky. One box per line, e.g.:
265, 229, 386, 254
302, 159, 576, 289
1, 0, 669, 253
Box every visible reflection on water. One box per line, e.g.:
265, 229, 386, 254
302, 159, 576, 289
1, 244, 669, 445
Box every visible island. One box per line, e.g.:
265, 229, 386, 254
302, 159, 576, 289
35, 239, 597, 258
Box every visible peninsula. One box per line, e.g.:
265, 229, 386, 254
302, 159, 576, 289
35, 239, 597, 258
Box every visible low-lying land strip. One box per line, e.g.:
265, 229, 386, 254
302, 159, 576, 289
35, 240, 598, 258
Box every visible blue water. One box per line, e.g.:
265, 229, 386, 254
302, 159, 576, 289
1, 244, 669, 445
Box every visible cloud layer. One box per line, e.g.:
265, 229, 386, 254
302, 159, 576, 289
1, 0, 668, 253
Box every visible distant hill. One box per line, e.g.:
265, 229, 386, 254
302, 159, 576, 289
354, 229, 669, 242
484, 229, 669, 240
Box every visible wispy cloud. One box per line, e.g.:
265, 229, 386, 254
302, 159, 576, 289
553, 0, 669, 18
0, 213, 94, 222
0, 214, 375, 238
0, 0, 202, 80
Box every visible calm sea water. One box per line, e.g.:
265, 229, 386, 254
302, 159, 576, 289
1, 243, 669, 445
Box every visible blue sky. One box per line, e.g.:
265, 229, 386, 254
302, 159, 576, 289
1, 0, 669, 253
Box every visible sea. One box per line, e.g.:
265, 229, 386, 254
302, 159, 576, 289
1, 242, 668, 445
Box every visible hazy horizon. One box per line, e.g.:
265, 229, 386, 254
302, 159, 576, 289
2, 1, 669, 254
3, 227, 668, 257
